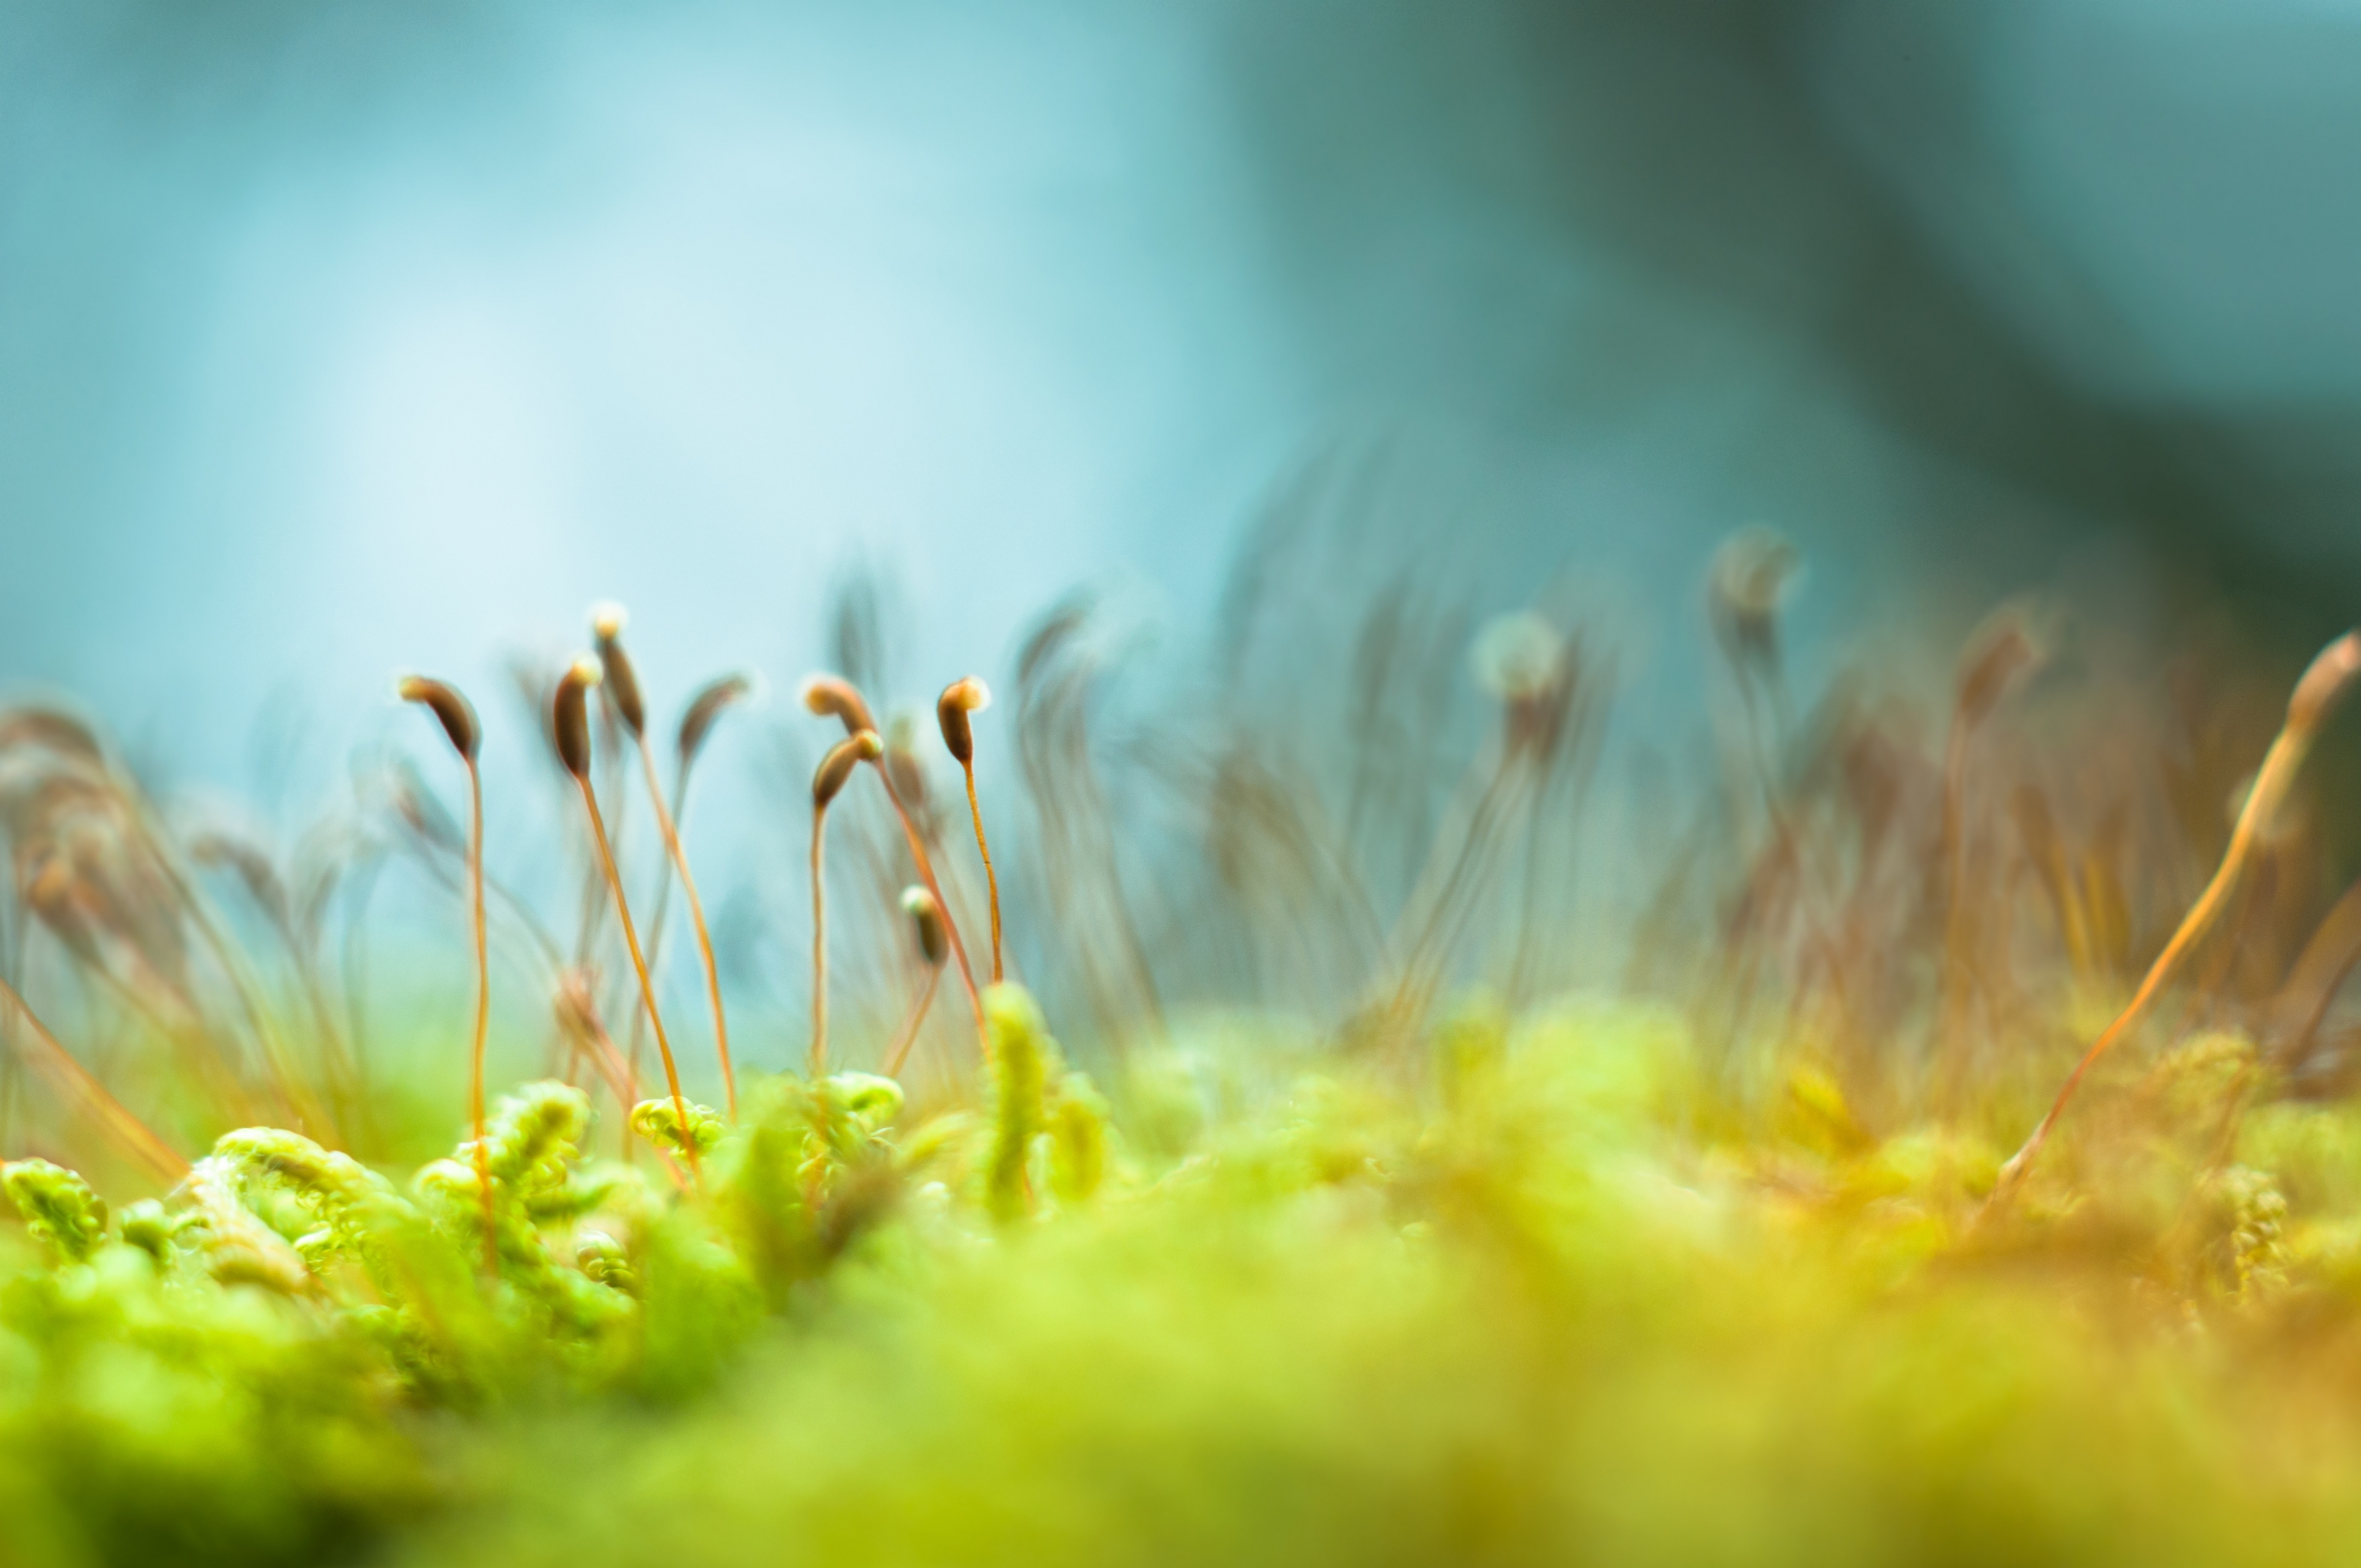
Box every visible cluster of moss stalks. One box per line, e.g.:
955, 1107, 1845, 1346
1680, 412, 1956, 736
14, 979, 2361, 1567
6, 595, 2361, 1567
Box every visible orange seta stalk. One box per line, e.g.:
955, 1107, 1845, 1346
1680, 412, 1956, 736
960, 762, 1003, 984
398, 672, 496, 1270
553, 655, 697, 1179
807, 728, 881, 1077
1991, 630, 2361, 1205
593, 611, 739, 1121
0, 975, 187, 1187
809, 677, 993, 1067
885, 886, 948, 1079
634, 732, 735, 1119
464, 756, 495, 1275
554, 972, 688, 1193
809, 807, 831, 1076
937, 676, 1003, 982
868, 763, 991, 1066
576, 774, 697, 1178
883, 967, 941, 1078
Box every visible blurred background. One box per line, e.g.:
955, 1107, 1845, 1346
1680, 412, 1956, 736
4, 0, 2361, 1084
9, 0, 2361, 767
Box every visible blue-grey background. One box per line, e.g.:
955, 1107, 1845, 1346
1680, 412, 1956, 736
5, 0, 2360, 840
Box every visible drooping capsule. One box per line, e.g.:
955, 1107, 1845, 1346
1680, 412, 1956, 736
936, 675, 991, 765
900, 884, 949, 968
677, 673, 754, 767
2289, 631, 2361, 738
589, 603, 647, 737
800, 674, 877, 737
397, 675, 481, 762
552, 657, 604, 781
1707, 526, 1801, 674
1954, 608, 2046, 731
812, 729, 884, 808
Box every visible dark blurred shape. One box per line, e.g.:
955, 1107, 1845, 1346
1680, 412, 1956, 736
1215, 0, 2361, 641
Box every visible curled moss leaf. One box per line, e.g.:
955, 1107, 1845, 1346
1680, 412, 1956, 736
117, 1197, 171, 1264
2215, 1165, 2290, 1302
211, 1125, 385, 1199
415, 1092, 642, 1339
575, 1229, 638, 1297
2, 1158, 107, 1262
209, 1125, 410, 1266
182, 1158, 315, 1294
478, 1081, 593, 1190
631, 1098, 726, 1161
826, 1072, 906, 1136
526, 1159, 655, 1227
412, 1157, 485, 1209
984, 984, 1055, 1226
1049, 1073, 1110, 1206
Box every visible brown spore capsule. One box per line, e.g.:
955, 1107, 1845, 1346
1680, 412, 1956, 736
397, 676, 480, 762
1954, 610, 2044, 731
1707, 526, 1801, 670
677, 673, 753, 766
0, 708, 107, 766
553, 657, 604, 781
936, 676, 990, 765
901, 884, 949, 968
800, 674, 876, 737
2288, 631, 2361, 738
813, 729, 884, 808
590, 603, 647, 737
1990, 623, 2361, 1210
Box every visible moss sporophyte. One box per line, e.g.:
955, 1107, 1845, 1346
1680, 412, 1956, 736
1, 584, 2360, 1567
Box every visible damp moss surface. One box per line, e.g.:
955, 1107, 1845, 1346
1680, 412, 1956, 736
10, 993, 2361, 1568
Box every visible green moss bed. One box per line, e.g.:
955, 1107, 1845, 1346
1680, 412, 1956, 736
7, 984, 2361, 1568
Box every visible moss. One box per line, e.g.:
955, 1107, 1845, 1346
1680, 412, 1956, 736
10, 996, 2361, 1566
3, 1160, 109, 1263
